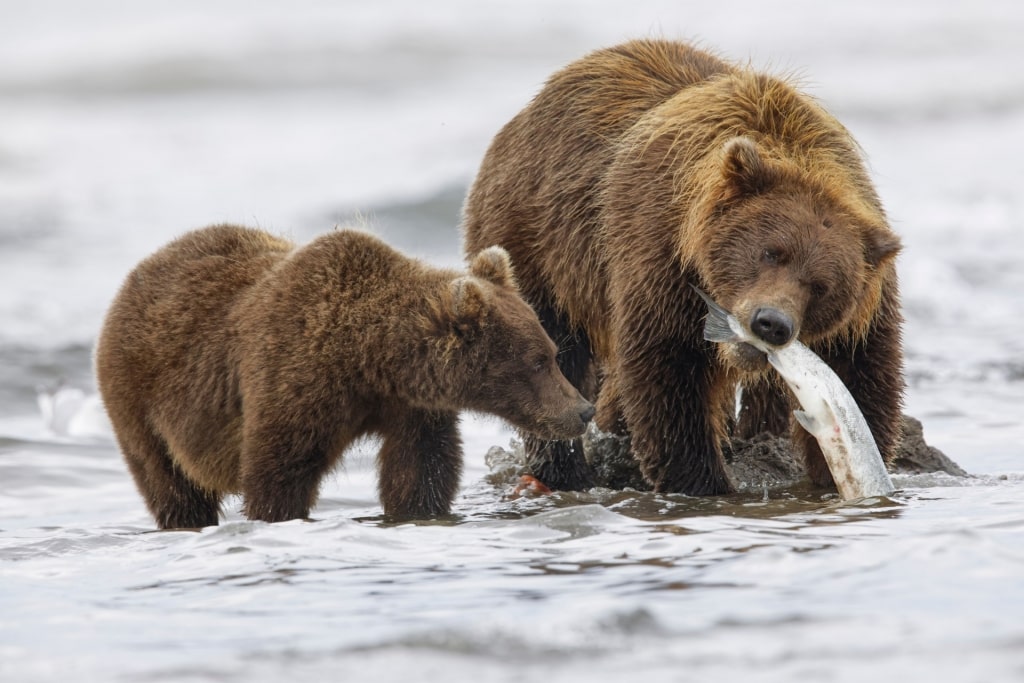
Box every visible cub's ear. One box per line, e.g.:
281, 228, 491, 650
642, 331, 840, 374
421, 277, 490, 339
864, 227, 902, 267
469, 246, 515, 288
449, 276, 490, 323
721, 136, 777, 195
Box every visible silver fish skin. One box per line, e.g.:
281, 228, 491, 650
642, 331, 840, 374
692, 286, 895, 500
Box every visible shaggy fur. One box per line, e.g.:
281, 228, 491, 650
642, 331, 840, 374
96, 225, 593, 528
463, 39, 904, 494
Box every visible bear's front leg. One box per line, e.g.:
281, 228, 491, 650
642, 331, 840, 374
522, 303, 596, 491
377, 409, 463, 518
735, 374, 792, 440
618, 340, 735, 495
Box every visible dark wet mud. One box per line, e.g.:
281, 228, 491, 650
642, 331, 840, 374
488, 414, 965, 493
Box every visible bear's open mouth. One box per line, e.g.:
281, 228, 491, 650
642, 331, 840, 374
729, 341, 768, 373
736, 341, 764, 360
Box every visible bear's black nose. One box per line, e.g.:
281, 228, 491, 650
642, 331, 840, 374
579, 403, 596, 424
751, 308, 794, 346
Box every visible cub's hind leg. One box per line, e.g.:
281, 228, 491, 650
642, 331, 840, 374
116, 418, 221, 529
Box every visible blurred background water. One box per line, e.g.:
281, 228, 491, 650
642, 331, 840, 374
1, 1, 1022, 681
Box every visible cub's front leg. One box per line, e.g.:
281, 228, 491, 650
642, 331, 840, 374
376, 408, 463, 518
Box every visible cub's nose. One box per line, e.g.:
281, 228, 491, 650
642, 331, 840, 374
751, 308, 795, 346
579, 402, 596, 425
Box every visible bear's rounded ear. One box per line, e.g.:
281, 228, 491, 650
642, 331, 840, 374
863, 227, 902, 267
721, 136, 776, 195
469, 246, 515, 289
449, 276, 490, 322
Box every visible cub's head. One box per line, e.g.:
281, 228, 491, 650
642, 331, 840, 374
694, 136, 901, 371
427, 247, 593, 439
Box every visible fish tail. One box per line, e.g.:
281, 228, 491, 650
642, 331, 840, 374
691, 285, 740, 343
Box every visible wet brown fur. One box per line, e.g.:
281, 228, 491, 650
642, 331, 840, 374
96, 225, 592, 528
463, 39, 904, 494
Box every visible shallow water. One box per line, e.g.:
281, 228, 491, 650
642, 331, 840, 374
2, 2, 1023, 682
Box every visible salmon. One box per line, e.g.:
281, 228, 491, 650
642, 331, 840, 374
694, 286, 895, 500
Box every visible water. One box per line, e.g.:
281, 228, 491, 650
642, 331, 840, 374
2, 2, 1023, 681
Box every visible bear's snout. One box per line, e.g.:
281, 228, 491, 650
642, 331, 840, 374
750, 307, 795, 346
542, 397, 594, 440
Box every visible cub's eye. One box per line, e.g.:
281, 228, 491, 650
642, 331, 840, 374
762, 248, 781, 264
822, 218, 833, 229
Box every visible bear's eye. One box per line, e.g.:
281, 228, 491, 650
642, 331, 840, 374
810, 282, 829, 299
762, 248, 782, 264
822, 218, 833, 229
531, 355, 548, 373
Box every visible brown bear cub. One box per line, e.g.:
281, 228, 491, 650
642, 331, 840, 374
96, 225, 594, 528
463, 39, 904, 495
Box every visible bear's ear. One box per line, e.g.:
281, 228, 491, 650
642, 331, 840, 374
449, 276, 490, 323
721, 136, 776, 195
469, 246, 515, 288
863, 227, 902, 267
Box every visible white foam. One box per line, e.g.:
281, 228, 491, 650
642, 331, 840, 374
37, 386, 114, 441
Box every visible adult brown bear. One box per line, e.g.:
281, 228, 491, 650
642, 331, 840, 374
463, 39, 903, 495
96, 225, 594, 528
